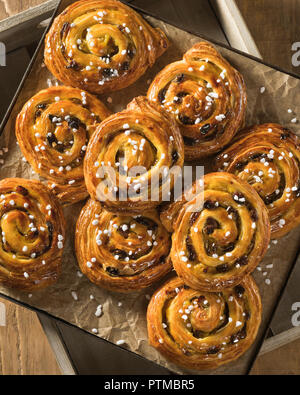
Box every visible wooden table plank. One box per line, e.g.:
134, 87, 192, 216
0, 298, 61, 375
0, 1, 47, 19
236, 0, 300, 75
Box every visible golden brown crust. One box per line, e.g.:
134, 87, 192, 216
84, 96, 184, 213
0, 178, 65, 291
147, 275, 261, 370
75, 198, 172, 292
170, 172, 270, 291
148, 41, 247, 160
215, 124, 300, 239
16, 86, 111, 206
44, 0, 169, 94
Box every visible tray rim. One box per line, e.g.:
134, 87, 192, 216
1, 0, 300, 375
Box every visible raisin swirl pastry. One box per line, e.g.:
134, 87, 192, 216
147, 275, 261, 370
44, 0, 169, 94
0, 178, 65, 291
84, 96, 184, 214
75, 199, 171, 292
16, 86, 111, 205
216, 124, 300, 239
148, 42, 247, 161
170, 172, 270, 291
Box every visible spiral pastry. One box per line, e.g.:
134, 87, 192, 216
16, 86, 111, 205
215, 124, 300, 239
0, 178, 65, 291
75, 198, 171, 292
170, 172, 270, 291
44, 0, 169, 94
147, 275, 261, 370
84, 96, 184, 213
148, 41, 247, 161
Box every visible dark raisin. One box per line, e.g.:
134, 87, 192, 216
223, 243, 235, 253
175, 73, 185, 83
48, 114, 57, 123
189, 212, 200, 226
183, 284, 190, 289
106, 266, 119, 276
183, 136, 198, 146
181, 348, 190, 355
135, 217, 157, 231
121, 61, 129, 71
158, 87, 167, 103
250, 209, 258, 222
230, 327, 246, 344
173, 92, 188, 104
207, 346, 220, 355
112, 249, 128, 260
235, 256, 248, 266
127, 44, 135, 59
200, 124, 211, 135
118, 226, 129, 239
250, 153, 262, 161
186, 235, 197, 261
233, 192, 245, 204
35, 110, 42, 119
37, 103, 47, 110
178, 114, 193, 125
197, 296, 206, 303
102, 68, 114, 78
66, 60, 80, 71
16, 186, 28, 196
280, 133, 289, 140
205, 217, 219, 235
204, 200, 215, 210
68, 118, 80, 130
234, 285, 245, 297
47, 134, 57, 145
235, 162, 244, 171
244, 311, 251, 320
171, 150, 179, 165
60, 22, 70, 39
56, 144, 65, 153
216, 263, 229, 273
67, 116, 81, 130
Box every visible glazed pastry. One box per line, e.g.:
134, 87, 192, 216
16, 86, 111, 205
216, 124, 300, 239
44, 0, 169, 94
170, 172, 270, 291
84, 96, 184, 214
75, 199, 172, 292
148, 42, 247, 160
147, 275, 261, 370
0, 178, 65, 291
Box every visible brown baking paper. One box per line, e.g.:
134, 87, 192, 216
0, 0, 300, 375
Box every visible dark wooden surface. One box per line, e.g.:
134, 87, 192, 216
0, 0, 299, 375
236, 0, 300, 76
